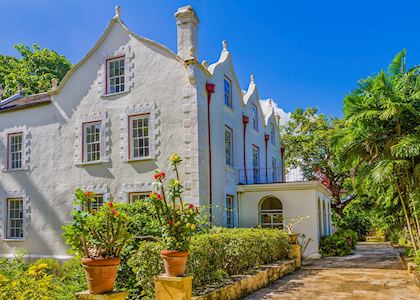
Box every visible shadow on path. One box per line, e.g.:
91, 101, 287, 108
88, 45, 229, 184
244, 242, 419, 300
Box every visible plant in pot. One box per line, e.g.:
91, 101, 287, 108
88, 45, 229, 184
284, 216, 309, 244
62, 189, 131, 294
148, 154, 204, 277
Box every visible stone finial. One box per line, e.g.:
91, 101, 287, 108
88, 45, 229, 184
114, 5, 121, 18
189, 46, 196, 59
222, 40, 228, 51
202, 60, 208, 68
51, 78, 58, 90
0, 84, 3, 98
250, 74, 255, 83
17, 83, 23, 94
268, 99, 273, 107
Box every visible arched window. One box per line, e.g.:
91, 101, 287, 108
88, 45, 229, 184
259, 197, 283, 228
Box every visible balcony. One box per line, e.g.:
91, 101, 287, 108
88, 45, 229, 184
237, 167, 283, 185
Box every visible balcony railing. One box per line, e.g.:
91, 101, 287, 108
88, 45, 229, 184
237, 167, 283, 185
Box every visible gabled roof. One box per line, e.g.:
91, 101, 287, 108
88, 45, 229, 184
0, 92, 51, 113
51, 6, 184, 95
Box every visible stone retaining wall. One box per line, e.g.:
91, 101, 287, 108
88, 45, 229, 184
192, 259, 296, 300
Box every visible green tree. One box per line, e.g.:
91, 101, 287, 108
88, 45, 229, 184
0, 44, 72, 98
338, 49, 420, 250
281, 108, 353, 215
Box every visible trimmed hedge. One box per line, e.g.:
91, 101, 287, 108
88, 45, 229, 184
128, 228, 290, 298
320, 229, 358, 257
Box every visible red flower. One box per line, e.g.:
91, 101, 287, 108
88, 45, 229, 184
188, 204, 194, 209
168, 219, 173, 226
107, 202, 113, 208
156, 193, 163, 200
154, 172, 166, 180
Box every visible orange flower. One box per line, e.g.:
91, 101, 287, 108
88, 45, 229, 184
83, 191, 94, 197
111, 208, 118, 217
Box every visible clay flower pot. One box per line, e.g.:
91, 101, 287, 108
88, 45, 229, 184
288, 233, 298, 245
160, 250, 189, 277
81, 257, 121, 294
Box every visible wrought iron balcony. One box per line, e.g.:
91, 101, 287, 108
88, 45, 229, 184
237, 167, 283, 185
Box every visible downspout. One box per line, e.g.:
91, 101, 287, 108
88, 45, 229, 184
281, 145, 285, 182
264, 134, 270, 182
206, 83, 215, 224
242, 115, 249, 183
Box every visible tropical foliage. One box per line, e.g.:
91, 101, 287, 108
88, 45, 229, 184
281, 108, 353, 215
320, 230, 358, 257
336, 49, 420, 250
0, 44, 71, 98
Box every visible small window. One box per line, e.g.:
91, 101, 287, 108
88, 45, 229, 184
252, 145, 260, 183
129, 192, 149, 203
107, 57, 125, 94
129, 115, 150, 160
88, 194, 104, 211
83, 122, 101, 163
252, 104, 258, 130
7, 198, 24, 239
224, 77, 232, 108
8, 133, 23, 170
270, 123, 276, 145
272, 157, 277, 182
225, 195, 235, 228
225, 126, 233, 166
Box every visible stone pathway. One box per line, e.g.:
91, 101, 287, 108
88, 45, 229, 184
245, 242, 420, 300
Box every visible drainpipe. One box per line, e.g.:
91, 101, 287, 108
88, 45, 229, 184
206, 83, 215, 224
281, 145, 285, 182
264, 134, 270, 182
242, 115, 249, 183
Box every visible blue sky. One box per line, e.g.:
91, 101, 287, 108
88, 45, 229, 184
1, 0, 420, 117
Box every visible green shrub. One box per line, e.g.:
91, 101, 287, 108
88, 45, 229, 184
115, 200, 161, 298
128, 228, 290, 298
414, 250, 420, 270
320, 230, 358, 257
0, 256, 85, 300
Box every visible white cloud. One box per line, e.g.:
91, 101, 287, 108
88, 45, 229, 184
259, 98, 292, 125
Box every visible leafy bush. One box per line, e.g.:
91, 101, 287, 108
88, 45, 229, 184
414, 250, 420, 270
0, 256, 85, 300
128, 228, 290, 298
320, 230, 358, 257
115, 200, 161, 298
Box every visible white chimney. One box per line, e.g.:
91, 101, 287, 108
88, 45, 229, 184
174, 5, 199, 60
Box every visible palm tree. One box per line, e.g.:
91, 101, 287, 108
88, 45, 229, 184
338, 49, 420, 249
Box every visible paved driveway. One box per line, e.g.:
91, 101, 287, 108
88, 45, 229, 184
245, 242, 419, 300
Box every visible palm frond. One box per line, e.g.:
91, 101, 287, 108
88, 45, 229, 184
387, 49, 406, 76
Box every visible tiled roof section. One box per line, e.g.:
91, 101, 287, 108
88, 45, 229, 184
0, 93, 51, 113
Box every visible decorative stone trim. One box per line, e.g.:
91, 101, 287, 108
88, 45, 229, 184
120, 183, 153, 203
0, 189, 31, 241
120, 103, 160, 161
1, 126, 30, 171
74, 112, 110, 165
98, 45, 135, 97
74, 185, 109, 210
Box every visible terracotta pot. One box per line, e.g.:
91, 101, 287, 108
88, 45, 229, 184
81, 257, 120, 294
160, 250, 189, 277
289, 233, 298, 244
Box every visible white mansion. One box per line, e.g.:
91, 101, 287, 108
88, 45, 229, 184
0, 5, 331, 259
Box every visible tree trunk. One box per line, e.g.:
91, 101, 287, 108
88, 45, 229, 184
396, 183, 418, 250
